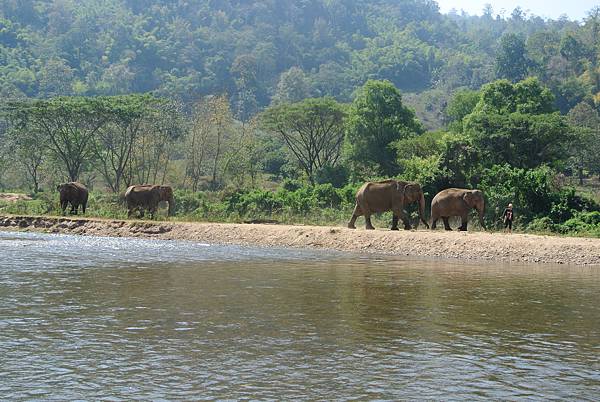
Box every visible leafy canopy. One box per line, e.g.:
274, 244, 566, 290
345, 79, 423, 178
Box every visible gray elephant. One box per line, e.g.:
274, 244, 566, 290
124, 185, 175, 218
57, 182, 89, 215
348, 179, 429, 230
430, 188, 486, 231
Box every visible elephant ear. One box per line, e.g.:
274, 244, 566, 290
463, 191, 475, 207
405, 183, 420, 202
395, 181, 406, 198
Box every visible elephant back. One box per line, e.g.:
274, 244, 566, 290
125, 184, 162, 206
58, 182, 88, 201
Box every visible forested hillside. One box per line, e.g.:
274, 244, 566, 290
2, 1, 599, 123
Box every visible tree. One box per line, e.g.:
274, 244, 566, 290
129, 99, 183, 186
6, 126, 47, 192
6, 97, 109, 182
37, 58, 75, 97
445, 89, 480, 131
345, 80, 424, 178
495, 33, 530, 82
261, 97, 347, 184
568, 102, 600, 183
464, 79, 571, 169
272, 67, 312, 104
184, 95, 235, 190
92, 94, 158, 192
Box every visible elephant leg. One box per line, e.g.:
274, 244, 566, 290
398, 210, 412, 230
348, 204, 361, 229
391, 215, 399, 231
431, 215, 438, 230
60, 201, 68, 215
365, 214, 375, 230
82, 203, 86, 214
459, 214, 468, 231
443, 217, 452, 231
69, 202, 77, 215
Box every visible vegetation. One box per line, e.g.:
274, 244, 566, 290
2, 1, 600, 237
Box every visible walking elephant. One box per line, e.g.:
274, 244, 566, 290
348, 179, 429, 230
430, 188, 486, 231
57, 182, 88, 215
124, 185, 175, 218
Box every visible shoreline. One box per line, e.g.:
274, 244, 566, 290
1, 214, 599, 266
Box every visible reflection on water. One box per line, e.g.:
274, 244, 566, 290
1, 231, 599, 399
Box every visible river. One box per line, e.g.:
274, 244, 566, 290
1, 231, 599, 400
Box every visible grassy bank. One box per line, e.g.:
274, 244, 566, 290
4, 182, 600, 238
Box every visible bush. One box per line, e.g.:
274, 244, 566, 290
314, 164, 349, 188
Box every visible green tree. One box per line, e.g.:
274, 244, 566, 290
6, 125, 47, 192
568, 102, 600, 183
261, 97, 347, 184
464, 79, 570, 169
495, 33, 531, 82
92, 94, 161, 192
272, 67, 312, 104
345, 80, 424, 177
445, 89, 480, 131
6, 97, 109, 181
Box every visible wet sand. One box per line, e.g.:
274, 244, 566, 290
1, 214, 599, 266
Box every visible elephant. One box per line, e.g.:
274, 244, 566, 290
57, 182, 88, 215
124, 185, 175, 218
430, 188, 486, 231
348, 179, 429, 230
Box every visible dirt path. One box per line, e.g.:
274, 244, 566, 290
0, 193, 32, 202
1, 214, 599, 266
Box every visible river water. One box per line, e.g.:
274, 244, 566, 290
1, 231, 599, 400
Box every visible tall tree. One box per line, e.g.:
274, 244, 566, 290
495, 33, 531, 82
129, 99, 182, 186
568, 102, 600, 183
184, 95, 235, 191
6, 97, 109, 181
344, 80, 424, 178
92, 94, 158, 192
464, 78, 570, 169
261, 97, 347, 184
272, 67, 312, 104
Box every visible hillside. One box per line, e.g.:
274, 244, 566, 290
1, 1, 599, 125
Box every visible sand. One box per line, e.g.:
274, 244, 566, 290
1, 214, 599, 266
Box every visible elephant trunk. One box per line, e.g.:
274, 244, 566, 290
167, 195, 175, 217
477, 201, 486, 230
418, 191, 429, 229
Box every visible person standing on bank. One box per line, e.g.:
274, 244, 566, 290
503, 203, 514, 233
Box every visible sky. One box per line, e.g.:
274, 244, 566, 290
436, 0, 598, 21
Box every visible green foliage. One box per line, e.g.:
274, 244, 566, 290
260, 97, 347, 184
464, 78, 570, 169
479, 164, 599, 228
495, 33, 531, 82
445, 89, 480, 131
345, 80, 424, 178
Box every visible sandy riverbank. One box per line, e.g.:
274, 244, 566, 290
1, 214, 599, 266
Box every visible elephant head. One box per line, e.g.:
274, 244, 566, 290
57, 182, 80, 200
463, 190, 486, 229
156, 185, 175, 216
399, 182, 430, 229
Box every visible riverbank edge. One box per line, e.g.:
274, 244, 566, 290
1, 214, 599, 266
